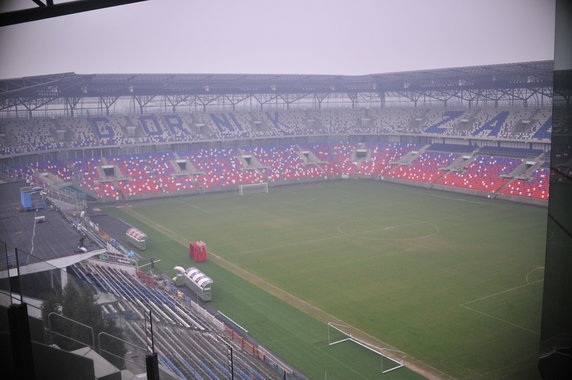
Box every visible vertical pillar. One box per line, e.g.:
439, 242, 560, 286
8, 303, 36, 380
539, 1, 572, 378
145, 353, 159, 380
60, 268, 68, 290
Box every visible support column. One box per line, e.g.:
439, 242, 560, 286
8, 303, 36, 380
145, 353, 159, 380
60, 269, 68, 290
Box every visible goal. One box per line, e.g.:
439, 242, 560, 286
327, 322, 405, 374
239, 182, 269, 196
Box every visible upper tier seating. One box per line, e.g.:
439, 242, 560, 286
0, 118, 64, 154
532, 117, 552, 140
0, 108, 552, 156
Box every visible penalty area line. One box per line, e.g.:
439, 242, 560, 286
459, 279, 543, 335
460, 279, 543, 307
459, 304, 540, 335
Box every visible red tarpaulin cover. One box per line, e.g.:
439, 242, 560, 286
189, 241, 207, 262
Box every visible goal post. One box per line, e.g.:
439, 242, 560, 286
327, 322, 405, 374
238, 182, 269, 196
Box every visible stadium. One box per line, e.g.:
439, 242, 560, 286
1, 1, 569, 380
0, 60, 555, 379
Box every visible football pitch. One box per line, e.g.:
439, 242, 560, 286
105, 180, 547, 379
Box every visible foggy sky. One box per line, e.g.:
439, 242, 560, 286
0, 0, 556, 79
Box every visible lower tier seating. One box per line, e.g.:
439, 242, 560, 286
2, 143, 549, 202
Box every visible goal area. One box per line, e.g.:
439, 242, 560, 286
327, 322, 405, 374
239, 182, 269, 196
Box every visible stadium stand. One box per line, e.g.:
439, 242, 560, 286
357, 143, 421, 176
0, 106, 552, 204
436, 156, 522, 192
108, 154, 162, 196
0, 117, 64, 154
0, 65, 554, 380
259, 110, 308, 136
330, 143, 359, 175
74, 158, 121, 199
477, 146, 543, 159
303, 143, 341, 176
532, 117, 552, 140
423, 110, 466, 134
244, 145, 324, 181
70, 261, 280, 379
386, 151, 460, 183
56, 117, 101, 147
499, 167, 550, 199
426, 143, 476, 153
305, 108, 363, 134
368, 107, 423, 133
2, 139, 550, 203
0, 108, 553, 156
180, 148, 265, 188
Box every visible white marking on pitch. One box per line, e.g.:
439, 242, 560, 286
459, 279, 543, 335
525, 266, 545, 285
461, 280, 543, 307
124, 207, 456, 380
459, 304, 540, 335
336, 219, 441, 241
184, 202, 211, 214
399, 188, 488, 205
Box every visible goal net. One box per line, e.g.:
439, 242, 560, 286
239, 182, 269, 196
327, 322, 405, 374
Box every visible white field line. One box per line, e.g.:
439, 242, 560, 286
232, 206, 489, 254
183, 202, 211, 214
460, 279, 543, 307
122, 207, 455, 380
424, 193, 487, 205
396, 187, 488, 205
459, 304, 540, 335
234, 233, 348, 255
267, 335, 370, 380
333, 206, 498, 243
278, 198, 316, 205
525, 266, 545, 284
459, 279, 543, 336
336, 221, 440, 242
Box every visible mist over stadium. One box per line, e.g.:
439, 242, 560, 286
1, 1, 570, 380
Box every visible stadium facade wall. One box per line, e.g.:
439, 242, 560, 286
494, 193, 548, 207
431, 183, 496, 197
380, 176, 434, 189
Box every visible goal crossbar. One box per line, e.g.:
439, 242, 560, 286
328, 322, 405, 374
238, 182, 269, 196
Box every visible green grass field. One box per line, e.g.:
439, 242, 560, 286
105, 180, 547, 379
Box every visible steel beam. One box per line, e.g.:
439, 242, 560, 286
0, 0, 147, 27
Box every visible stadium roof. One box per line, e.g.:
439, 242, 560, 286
0, 60, 553, 100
